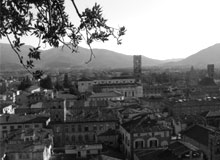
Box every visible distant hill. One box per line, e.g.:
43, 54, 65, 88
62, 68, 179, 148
172, 43, 220, 67
0, 43, 162, 70
0, 43, 35, 71
1, 42, 220, 71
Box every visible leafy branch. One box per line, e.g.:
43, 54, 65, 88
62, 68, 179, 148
0, 0, 126, 79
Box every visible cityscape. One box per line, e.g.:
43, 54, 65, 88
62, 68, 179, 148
1, 51, 220, 160
1, 1, 220, 160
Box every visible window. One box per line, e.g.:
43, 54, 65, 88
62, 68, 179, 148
34, 124, 39, 128
10, 126, 14, 130
79, 135, 83, 142
2, 126, 7, 129
78, 151, 81, 158
18, 125, 22, 129
93, 134, 96, 141
135, 141, 144, 149
65, 126, 69, 132
85, 134, 89, 141
93, 126, 97, 131
78, 125, 82, 132
132, 91, 134, 97
25, 125, 29, 128
72, 135, 75, 142
26, 153, 30, 159
99, 125, 103, 130
149, 140, 158, 148
84, 126, 89, 132
72, 125, 75, 132
65, 135, 69, 142
19, 153, 22, 159
87, 150, 90, 154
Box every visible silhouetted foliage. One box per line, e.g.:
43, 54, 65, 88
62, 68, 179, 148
54, 80, 63, 91
63, 73, 70, 88
0, 81, 7, 94
18, 76, 32, 90
40, 76, 53, 89
69, 84, 79, 96
0, 0, 126, 79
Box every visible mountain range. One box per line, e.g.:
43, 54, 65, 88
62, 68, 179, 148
1, 43, 220, 71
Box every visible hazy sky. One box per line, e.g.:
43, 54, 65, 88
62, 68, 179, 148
1, 0, 220, 60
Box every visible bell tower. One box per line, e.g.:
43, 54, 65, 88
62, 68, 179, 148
207, 64, 214, 79
133, 55, 142, 83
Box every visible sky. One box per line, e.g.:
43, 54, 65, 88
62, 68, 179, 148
1, 0, 220, 60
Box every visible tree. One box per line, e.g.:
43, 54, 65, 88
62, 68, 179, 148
54, 80, 63, 91
40, 75, 53, 89
69, 83, 79, 95
0, 0, 126, 78
63, 73, 70, 88
18, 76, 32, 90
0, 81, 7, 94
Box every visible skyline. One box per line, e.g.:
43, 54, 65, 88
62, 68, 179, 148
1, 0, 220, 60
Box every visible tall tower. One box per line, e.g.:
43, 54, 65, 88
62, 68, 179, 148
207, 64, 214, 79
133, 55, 142, 83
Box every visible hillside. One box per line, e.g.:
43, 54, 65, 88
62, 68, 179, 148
0, 43, 162, 70
176, 43, 220, 67
1, 42, 220, 71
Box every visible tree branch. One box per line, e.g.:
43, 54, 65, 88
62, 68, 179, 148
71, 0, 82, 18
6, 34, 33, 75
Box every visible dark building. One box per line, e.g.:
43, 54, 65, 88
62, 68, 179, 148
207, 64, 214, 79
133, 55, 142, 83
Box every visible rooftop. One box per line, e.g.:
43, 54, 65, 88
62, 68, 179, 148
121, 114, 170, 133
25, 85, 40, 92
78, 77, 92, 82
98, 129, 119, 136
0, 114, 49, 125
182, 124, 217, 146
89, 91, 123, 98
65, 108, 118, 123
206, 110, 220, 118
135, 141, 201, 160
57, 93, 77, 99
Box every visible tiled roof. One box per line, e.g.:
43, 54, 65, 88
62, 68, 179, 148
93, 83, 139, 87
57, 93, 77, 99
66, 108, 118, 123
7, 128, 53, 141
168, 141, 201, 159
0, 114, 49, 124
135, 149, 167, 160
206, 110, 220, 118
182, 124, 214, 146
78, 77, 92, 81
98, 129, 119, 136
111, 76, 135, 79
199, 77, 216, 86
26, 85, 40, 92
135, 141, 201, 160
121, 114, 170, 133
89, 91, 123, 98
0, 102, 13, 109
6, 128, 53, 153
